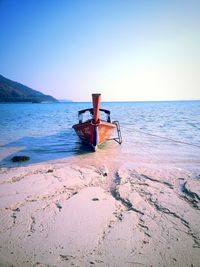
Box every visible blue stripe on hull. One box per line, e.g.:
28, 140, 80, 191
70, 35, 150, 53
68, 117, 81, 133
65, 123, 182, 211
93, 126, 98, 147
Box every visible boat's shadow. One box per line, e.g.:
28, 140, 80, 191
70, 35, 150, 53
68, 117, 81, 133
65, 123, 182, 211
0, 129, 93, 167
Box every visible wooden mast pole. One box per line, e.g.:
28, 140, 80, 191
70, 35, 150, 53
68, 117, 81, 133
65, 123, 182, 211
92, 93, 101, 124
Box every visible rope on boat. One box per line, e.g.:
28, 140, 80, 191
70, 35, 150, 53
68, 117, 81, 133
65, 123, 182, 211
132, 128, 200, 149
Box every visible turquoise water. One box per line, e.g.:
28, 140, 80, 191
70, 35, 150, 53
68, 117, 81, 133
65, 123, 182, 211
0, 101, 200, 167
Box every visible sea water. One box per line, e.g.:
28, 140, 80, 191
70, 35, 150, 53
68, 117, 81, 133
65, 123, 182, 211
0, 101, 200, 168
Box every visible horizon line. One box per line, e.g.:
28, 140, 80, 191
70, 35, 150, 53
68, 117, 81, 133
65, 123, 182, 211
66, 98, 200, 103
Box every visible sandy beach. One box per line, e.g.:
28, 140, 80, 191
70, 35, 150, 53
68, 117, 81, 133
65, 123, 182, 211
0, 151, 200, 267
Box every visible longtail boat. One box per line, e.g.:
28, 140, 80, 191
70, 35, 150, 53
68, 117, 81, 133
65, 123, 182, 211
72, 94, 122, 151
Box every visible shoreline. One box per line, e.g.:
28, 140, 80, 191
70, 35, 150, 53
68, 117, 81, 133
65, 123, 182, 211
0, 156, 200, 267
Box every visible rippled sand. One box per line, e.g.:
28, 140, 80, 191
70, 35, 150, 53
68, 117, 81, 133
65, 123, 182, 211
0, 154, 200, 267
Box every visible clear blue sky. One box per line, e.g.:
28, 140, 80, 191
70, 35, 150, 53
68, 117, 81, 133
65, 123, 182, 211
0, 0, 200, 101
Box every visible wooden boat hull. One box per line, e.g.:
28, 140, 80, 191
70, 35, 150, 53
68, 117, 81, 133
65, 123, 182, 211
72, 94, 122, 151
73, 120, 116, 150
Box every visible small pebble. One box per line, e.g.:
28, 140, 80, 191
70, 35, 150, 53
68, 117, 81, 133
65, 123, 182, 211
92, 198, 99, 201
13, 207, 20, 212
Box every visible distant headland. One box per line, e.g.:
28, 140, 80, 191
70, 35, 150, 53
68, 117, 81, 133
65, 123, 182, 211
59, 99, 73, 102
0, 74, 58, 103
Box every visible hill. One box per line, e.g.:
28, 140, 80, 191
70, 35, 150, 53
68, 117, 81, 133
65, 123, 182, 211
0, 74, 58, 103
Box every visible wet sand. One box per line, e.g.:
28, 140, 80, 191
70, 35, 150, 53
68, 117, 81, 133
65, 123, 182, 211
0, 152, 200, 267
